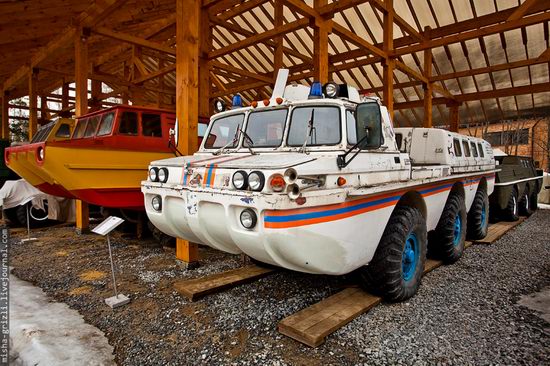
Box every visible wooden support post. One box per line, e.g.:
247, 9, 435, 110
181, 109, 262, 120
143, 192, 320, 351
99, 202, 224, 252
313, 0, 329, 83
423, 32, 433, 128
449, 103, 460, 132
273, 0, 284, 80
28, 69, 38, 139
199, 6, 211, 116
75, 30, 90, 234
122, 62, 130, 104
382, 0, 394, 120
1, 93, 9, 140
175, 0, 201, 267
90, 70, 102, 112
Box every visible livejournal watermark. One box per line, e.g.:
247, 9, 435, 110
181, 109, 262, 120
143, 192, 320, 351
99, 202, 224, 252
0, 226, 8, 366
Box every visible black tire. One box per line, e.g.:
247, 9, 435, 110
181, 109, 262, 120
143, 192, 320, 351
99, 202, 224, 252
518, 187, 533, 217
467, 188, 489, 240
357, 206, 427, 302
429, 193, 466, 264
16, 202, 49, 228
502, 186, 519, 221
529, 190, 538, 212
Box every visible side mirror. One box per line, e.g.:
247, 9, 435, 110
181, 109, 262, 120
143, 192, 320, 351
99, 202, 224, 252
355, 102, 382, 149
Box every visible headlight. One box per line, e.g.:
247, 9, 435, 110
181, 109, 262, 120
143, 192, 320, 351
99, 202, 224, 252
149, 167, 159, 182
37, 147, 44, 161
158, 168, 169, 183
151, 195, 162, 211
232, 170, 248, 190
248, 171, 265, 191
240, 209, 257, 229
323, 82, 340, 98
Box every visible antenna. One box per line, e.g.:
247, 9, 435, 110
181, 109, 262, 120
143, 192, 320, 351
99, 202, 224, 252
271, 69, 289, 101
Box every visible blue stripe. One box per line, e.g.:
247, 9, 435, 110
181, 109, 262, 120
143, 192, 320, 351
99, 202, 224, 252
183, 163, 190, 184
418, 182, 454, 195
205, 164, 215, 187
264, 194, 401, 223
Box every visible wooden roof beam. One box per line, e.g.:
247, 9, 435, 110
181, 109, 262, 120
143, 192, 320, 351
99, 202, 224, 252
507, 0, 543, 21
394, 11, 550, 56
92, 27, 176, 55
133, 63, 176, 84
2, 0, 129, 92
208, 18, 309, 59
210, 60, 272, 83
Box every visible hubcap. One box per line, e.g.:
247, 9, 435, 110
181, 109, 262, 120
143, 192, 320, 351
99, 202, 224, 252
525, 194, 529, 211
513, 196, 517, 215
402, 233, 418, 282
453, 214, 462, 246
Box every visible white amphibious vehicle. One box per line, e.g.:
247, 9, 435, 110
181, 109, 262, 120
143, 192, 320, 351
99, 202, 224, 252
143, 70, 497, 301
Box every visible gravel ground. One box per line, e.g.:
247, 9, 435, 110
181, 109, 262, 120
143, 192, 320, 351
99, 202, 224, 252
8, 210, 550, 365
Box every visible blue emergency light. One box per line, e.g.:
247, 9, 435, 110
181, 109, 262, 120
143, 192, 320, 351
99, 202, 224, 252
308, 82, 323, 99
232, 94, 243, 108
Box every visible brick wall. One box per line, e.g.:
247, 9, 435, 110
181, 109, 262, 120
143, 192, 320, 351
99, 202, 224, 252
459, 117, 550, 171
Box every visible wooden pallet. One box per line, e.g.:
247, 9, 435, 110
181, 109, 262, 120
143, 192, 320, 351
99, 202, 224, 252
473, 218, 525, 244
174, 265, 275, 301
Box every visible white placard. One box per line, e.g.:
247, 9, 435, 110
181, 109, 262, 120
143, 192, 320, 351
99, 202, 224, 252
92, 216, 125, 236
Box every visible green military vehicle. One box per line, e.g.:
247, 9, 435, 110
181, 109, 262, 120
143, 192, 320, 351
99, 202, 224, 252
490, 155, 544, 221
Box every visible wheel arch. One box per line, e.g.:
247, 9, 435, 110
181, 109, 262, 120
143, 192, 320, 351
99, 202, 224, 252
395, 190, 427, 219
451, 181, 465, 199
477, 177, 487, 193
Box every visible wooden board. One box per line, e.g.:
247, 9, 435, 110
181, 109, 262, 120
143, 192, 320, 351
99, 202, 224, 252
174, 265, 275, 301
278, 287, 382, 347
474, 218, 525, 244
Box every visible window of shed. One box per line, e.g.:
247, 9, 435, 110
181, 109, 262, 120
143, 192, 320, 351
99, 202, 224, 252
142, 114, 162, 137
462, 140, 470, 157
119, 111, 138, 135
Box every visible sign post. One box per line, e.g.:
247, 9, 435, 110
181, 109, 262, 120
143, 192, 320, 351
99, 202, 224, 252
92, 216, 130, 308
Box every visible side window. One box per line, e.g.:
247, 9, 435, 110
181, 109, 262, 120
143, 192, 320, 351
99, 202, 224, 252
470, 141, 478, 157
462, 140, 470, 157
346, 110, 357, 144
355, 102, 383, 149
72, 118, 88, 139
453, 138, 462, 157
477, 143, 485, 157
83, 116, 100, 138
142, 113, 162, 137
395, 133, 403, 152
97, 112, 115, 136
55, 123, 71, 138
119, 111, 138, 135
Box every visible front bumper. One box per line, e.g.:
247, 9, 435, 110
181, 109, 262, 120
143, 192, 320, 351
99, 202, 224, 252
141, 182, 373, 275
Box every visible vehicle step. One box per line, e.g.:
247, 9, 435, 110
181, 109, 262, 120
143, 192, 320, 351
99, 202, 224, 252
474, 218, 525, 244
174, 265, 276, 301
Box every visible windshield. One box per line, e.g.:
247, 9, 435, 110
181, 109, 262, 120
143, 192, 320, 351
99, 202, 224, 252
287, 106, 341, 146
204, 113, 244, 149
244, 109, 287, 147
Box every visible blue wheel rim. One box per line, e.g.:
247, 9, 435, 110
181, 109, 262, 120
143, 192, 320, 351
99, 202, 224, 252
402, 233, 418, 282
453, 214, 462, 246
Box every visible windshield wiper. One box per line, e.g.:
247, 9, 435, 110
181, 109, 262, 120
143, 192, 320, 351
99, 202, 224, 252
238, 126, 258, 155
213, 127, 240, 155
300, 109, 315, 153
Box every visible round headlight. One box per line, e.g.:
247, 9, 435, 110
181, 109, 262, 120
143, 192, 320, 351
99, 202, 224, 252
158, 168, 169, 183
214, 99, 226, 113
248, 171, 265, 192
37, 147, 44, 161
151, 195, 162, 211
149, 167, 159, 182
323, 82, 340, 98
240, 209, 257, 229
232, 170, 248, 190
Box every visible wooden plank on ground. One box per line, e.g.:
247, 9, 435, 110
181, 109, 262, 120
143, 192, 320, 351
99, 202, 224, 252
174, 265, 275, 301
474, 218, 525, 244
278, 287, 382, 347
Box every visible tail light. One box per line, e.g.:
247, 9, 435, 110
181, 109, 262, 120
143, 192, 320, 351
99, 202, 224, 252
269, 174, 286, 192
